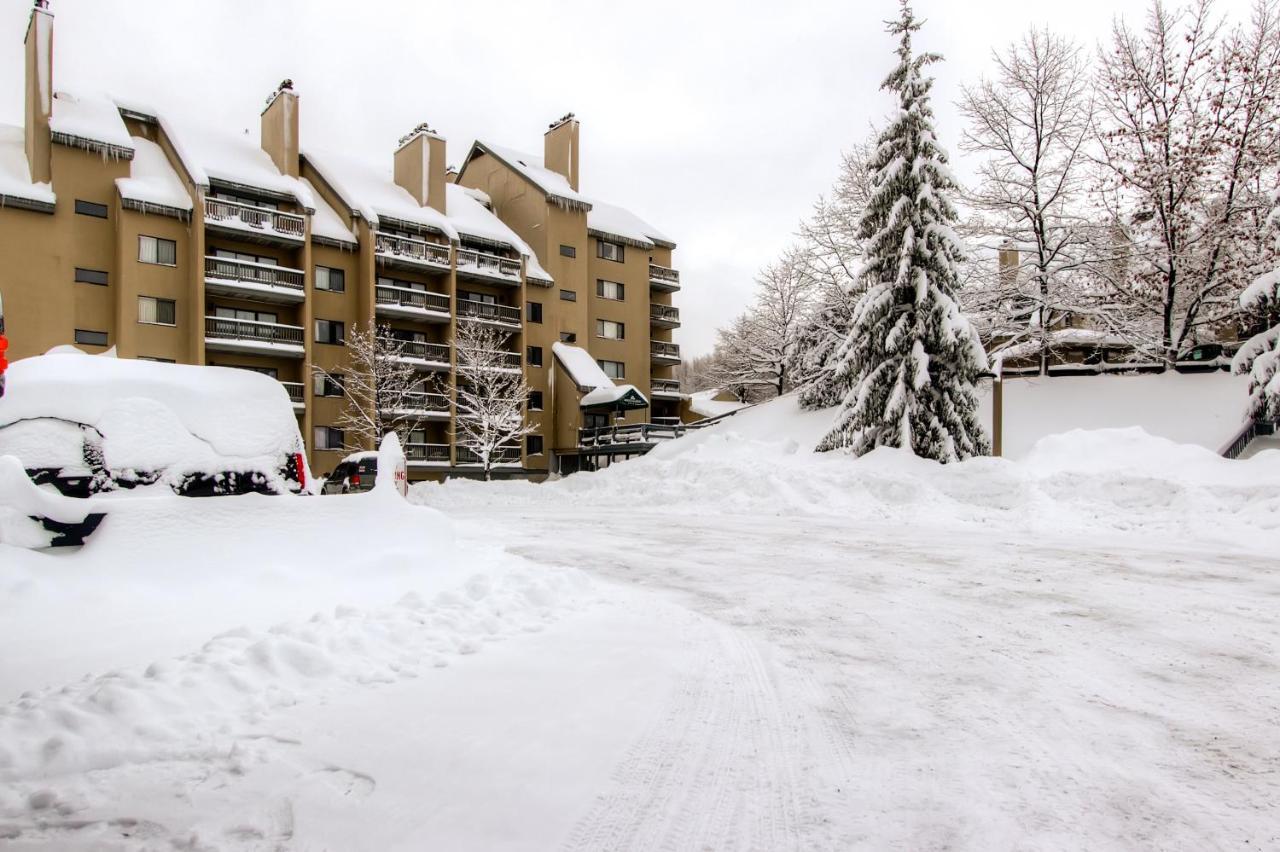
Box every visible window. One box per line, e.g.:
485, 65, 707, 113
213, 248, 277, 266
139, 235, 177, 266
461, 290, 496, 304
559, 290, 577, 302
75, 199, 108, 219
559, 331, 576, 343
74, 267, 110, 286
596, 280, 624, 301
313, 373, 345, 397
527, 345, 543, 367
214, 306, 277, 324
527, 435, 544, 456
316, 266, 345, 292
585, 412, 609, 430
528, 390, 544, 410
597, 240, 624, 262
559, 244, 576, 258
314, 426, 345, 451
597, 320, 625, 340
315, 319, 345, 345
526, 301, 543, 323
138, 296, 176, 326
74, 329, 109, 347
598, 359, 625, 379
213, 191, 278, 210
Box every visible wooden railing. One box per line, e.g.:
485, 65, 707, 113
650, 303, 681, 324
458, 299, 521, 325
650, 340, 681, 360
205, 315, 304, 346
456, 445, 522, 465
1220, 418, 1275, 460
280, 381, 305, 404
651, 379, 681, 394
204, 197, 304, 238
392, 391, 450, 414
375, 284, 450, 315
205, 255, 304, 290
456, 248, 522, 281
648, 264, 680, 289
383, 338, 450, 364
578, 421, 686, 448
374, 232, 451, 267
405, 442, 451, 463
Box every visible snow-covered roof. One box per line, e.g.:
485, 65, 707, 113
175, 119, 313, 209
585, 197, 675, 250
552, 342, 648, 408
996, 328, 1135, 361
115, 136, 193, 213
303, 146, 457, 239
469, 142, 591, 211
445, 182, 552, 282
49, 90, 134, 154
689, 389, 748, 419
301, 177, 357, 246
0, 124, 55, 208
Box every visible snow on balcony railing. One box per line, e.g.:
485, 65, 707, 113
578, 421, 686, 448
456, 445, 522, 465
383, 338, 450, 365
405, 442, 451, 463
651, 378, 681, 394
205, 316, 304, 346
650, 340, 681, 361
648, 264, 680, 289
457, 299, 521, 325
649, 303, 680, 324
375, 232, 451, 268
375, 284, 450, 315
456, 248, 521, 282
279, 381, 305, 405
204, 256, 304, 291
391, 391, 450, 414
204, 197, 304, 239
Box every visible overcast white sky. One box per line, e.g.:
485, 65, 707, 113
0, 0, 1256, 356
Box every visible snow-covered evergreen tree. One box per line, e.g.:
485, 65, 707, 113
1233, 189, 1280, 423
817, 0, 990, 462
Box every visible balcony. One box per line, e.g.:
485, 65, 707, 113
383, 338, 451, 370
375, 284, 451, 322
280, 381, 305, 411
375, 232, 451, 272
204, 316, 305, 358
579, 421, 686, 448
456, 445, 522, 467
649, 264, 681, 292
204, 197, 304, 244
650, 303, 681, 329
459, 350, 522, 372
457, 299, 521, 327
405, 442, 451, 466
650, 340, 681, 365
204, 256, 305, 304
389, 391, 451, 419
650, 378, 682, 398
456, 248, 522, 285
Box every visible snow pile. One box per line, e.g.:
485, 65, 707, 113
49, 91, 134, 152
114, 136, 192, 211
0, 124, 54, 205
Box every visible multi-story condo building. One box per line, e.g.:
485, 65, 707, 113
0, 2, 691, 480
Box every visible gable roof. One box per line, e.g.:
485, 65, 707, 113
460, 141, 591, 211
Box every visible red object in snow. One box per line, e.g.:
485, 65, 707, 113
295, 452, 305, 490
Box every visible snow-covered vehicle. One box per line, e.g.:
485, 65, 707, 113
320, 451, 379, 495
0, 350, 310, 515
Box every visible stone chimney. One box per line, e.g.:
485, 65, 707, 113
24, 0, 53, 184
393, 123, 447, 213
544, 112, 579, 191
260, 79, 299, 178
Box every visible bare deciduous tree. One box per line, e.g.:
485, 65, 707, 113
312, 321, 423, 452
453, 319, 535, 481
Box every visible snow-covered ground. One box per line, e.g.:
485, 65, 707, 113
2, 377, 1277, 849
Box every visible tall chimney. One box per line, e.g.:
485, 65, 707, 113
998, 239, 1019, 290
544, 113, 579, 191
24, 1, 53, 184
393, 123, 447, 214
261, 79, 299, 178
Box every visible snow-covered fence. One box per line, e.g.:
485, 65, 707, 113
650, 340, 681, 362
405, 442, 451, 464
375, 284, 450, 315
651, 379, 681, 395
204, 197, 304, 239
649, 303, 681, 325
204, 256, 304, 291
374, 232, 451, 268
456, 445, 521, 466
648, 264, 680, 291
456, 248, 521, 282
458, 299, 521, 326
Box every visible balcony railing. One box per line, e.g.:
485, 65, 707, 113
280, 381, 305, 406
375, 284, 450, 316
383, 338, 450, 365
205, 255, 305, 292
650, 303, 681, 326
650, 340, 681, 361
457, 299, 521, 326
205, 315, 304, 347
390, 391, 451, 414
456, 248, 522, 282
651, 379, 682, 395
456, 445, 522, 465
579, 421, 686, 448
649, 264, 681, 291
204, 197, 304, 239
375, 232, 451, 269
405, 442, 451, 464
460, 350, 522, 371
